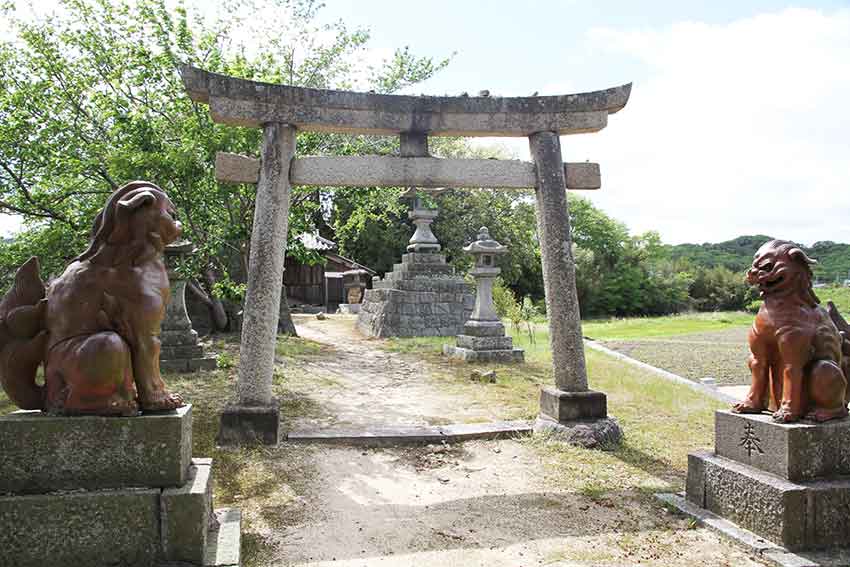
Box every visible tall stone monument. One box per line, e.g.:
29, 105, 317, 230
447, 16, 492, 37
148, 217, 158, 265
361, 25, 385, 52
444, 227, 523, 362
356, 190, 474, 338
160, 240, 217, 373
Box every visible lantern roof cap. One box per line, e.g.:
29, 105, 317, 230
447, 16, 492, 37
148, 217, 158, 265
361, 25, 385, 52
464, 226, 508, 255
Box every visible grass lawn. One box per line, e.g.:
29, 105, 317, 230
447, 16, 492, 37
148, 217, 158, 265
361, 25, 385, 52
385, 322, 724, 488
819, 284, 850, 314
582, 311, 752, 341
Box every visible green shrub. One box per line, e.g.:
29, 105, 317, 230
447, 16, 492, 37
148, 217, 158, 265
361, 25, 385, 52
216, 351, 235, 369
212, 277, 247, 303
492, 277, 519, 318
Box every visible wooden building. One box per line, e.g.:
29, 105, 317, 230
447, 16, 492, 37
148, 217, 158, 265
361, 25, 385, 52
284, 233, 375, 310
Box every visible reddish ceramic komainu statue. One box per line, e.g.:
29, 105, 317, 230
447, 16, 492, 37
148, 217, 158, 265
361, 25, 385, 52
734, 239, 850, 423
0, 181, 185, 415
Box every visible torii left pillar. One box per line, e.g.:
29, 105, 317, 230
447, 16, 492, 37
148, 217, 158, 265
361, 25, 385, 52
219, 123, 295, 445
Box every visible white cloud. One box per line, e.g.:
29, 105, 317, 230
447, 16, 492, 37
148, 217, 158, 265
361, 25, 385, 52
561, 8, 850, 245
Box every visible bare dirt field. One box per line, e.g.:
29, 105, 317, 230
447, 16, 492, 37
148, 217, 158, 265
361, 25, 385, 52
602, 326, 752, 386
253, 440, 765, 567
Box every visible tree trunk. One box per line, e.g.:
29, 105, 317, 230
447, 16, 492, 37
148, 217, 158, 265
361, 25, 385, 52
278, 286, 298, 336
187, 278, 229, 332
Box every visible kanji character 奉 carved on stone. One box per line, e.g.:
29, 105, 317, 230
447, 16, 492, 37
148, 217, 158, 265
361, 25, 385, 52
0, 181, 185, 415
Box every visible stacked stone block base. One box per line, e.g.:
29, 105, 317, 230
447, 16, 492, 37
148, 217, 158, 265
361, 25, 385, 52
0, 406, 241, 566
532, 387, 622, 448
686, 410, 850, 551
357, 252, 473, 337
160, 328, 217, 373
443, 321, 524, 363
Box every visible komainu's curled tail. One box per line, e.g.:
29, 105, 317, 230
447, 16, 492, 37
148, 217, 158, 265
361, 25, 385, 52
827, 300, 850, 400
0, 257, 48, 409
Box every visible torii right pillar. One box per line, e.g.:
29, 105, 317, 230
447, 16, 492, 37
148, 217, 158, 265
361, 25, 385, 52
529, 131, 622, 448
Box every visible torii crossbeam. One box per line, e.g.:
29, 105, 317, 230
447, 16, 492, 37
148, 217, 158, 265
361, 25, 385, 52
181, 65, 631, 446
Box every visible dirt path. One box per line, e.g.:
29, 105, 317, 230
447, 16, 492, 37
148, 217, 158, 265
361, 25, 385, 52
255, 440, 765, 567
247, 315, 768, 567
284, 314, 508, 429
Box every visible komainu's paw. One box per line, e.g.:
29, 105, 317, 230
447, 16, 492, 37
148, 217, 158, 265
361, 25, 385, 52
772, 407, 801, 423
732, 400, 766, 414
108, 399, 140, 417
805, 406, 849, 423
140, 391, 184, 412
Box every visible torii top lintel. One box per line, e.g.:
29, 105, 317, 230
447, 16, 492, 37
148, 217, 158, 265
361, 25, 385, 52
181, 65, 631, 138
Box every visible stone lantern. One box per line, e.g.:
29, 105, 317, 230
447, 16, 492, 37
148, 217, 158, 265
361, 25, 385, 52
160, 240, 217, 373
443, 227, 524, 362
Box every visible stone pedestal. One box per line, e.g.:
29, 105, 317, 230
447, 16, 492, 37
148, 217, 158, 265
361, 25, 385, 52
532, 387, 622, 448
685, 410, 850, 551
218, 401, 280, 446
161, 241, 217, 374
443, 320, 524, 363
0, 406, 241, 566
0, 407, 192, 493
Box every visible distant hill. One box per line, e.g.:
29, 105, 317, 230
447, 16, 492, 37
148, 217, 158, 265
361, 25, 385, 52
665, 235, 850, 283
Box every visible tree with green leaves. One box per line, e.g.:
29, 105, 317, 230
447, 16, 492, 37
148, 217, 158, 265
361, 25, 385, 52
0, 0, 449, 331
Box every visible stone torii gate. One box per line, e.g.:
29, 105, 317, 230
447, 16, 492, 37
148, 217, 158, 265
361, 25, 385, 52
181, 65, 631, 445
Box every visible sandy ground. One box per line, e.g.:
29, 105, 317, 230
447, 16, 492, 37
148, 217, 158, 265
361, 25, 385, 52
257, 440, 767, 567
247, 315, 767, 567
285, 315, 511, 428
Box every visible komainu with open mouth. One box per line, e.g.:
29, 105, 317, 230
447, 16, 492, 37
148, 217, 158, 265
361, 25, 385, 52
733, 239, 850, 423
0, 181, 185, 416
